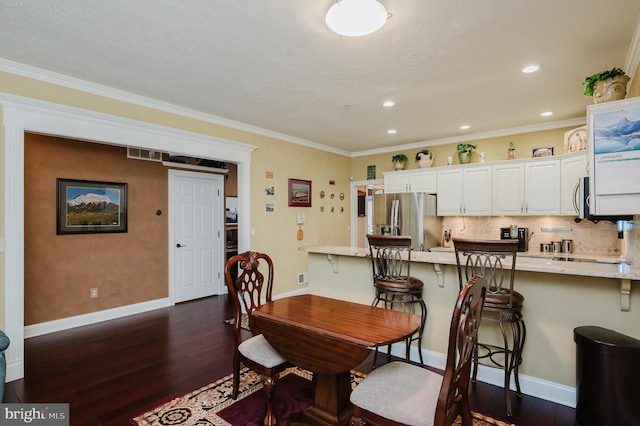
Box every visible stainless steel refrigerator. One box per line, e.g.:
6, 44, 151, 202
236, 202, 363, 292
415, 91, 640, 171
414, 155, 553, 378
372, 192, 441, 251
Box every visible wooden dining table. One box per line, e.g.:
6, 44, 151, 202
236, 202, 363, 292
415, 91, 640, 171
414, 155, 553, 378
252, 294, 421, 426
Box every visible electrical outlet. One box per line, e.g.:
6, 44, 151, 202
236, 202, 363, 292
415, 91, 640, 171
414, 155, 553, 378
90, 288, 98, 298
297, 272, 308, 285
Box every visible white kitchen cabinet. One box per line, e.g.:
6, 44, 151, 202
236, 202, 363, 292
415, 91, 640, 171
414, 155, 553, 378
560, 153, 588, 216
437, 166, 491, 215
492, 163, 525, 215
383, 169, 437, 194
492, 159, 561, 215
525, 159, 561, 215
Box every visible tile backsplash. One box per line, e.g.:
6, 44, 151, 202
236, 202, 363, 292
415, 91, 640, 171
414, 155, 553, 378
440, 216, 638, 263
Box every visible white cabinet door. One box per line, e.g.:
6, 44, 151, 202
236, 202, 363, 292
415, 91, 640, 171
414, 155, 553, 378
384, 170, 437, 193
525, 159, 561, 215
383, 172, 409, 193
437, 166, 491, 215
560, 154, 588, 216
492, 163, 525, 215
437, 169, 464, 215
463, 166, 492, 215
409, 169, 437, 193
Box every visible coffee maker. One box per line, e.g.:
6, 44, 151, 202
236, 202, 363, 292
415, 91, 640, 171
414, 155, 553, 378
500, 226, 529, 252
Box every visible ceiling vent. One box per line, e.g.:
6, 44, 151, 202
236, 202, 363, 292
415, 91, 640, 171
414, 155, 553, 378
127, 147, 162, 162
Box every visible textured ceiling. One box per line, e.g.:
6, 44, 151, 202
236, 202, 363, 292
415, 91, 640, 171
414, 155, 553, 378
0, 0, 639, 154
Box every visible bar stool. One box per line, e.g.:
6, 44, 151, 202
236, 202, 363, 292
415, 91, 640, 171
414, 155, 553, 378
366, 234, 427, 367
453, 238, 525, 417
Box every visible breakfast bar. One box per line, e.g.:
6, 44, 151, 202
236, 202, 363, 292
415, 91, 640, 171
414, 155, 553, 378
300, 245, 640, 408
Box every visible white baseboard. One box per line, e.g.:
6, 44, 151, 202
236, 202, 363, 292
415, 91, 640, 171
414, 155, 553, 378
388, 343, 576, 409
24, 298, 172, 338
23, 287, 309, 339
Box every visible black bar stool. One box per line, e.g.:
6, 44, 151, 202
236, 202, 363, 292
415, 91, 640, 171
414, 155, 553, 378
453, 238, 525, 417
366, 234, 427, 367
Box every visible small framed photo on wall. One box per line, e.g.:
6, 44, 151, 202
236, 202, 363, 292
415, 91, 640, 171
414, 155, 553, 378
288, 178, 312, 207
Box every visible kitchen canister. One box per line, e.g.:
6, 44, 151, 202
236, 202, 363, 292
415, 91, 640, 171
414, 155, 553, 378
562, 239, 573, 253
540, 243, 551, 253
551, 241, 563, 254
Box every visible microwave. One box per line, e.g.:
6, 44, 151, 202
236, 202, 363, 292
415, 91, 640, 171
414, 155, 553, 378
578, 177, 632, 223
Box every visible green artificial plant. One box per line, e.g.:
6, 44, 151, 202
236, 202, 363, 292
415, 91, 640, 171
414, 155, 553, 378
582, 67, 626, 96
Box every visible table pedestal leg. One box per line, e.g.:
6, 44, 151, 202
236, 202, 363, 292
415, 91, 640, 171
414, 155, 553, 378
292, 371, 353, 426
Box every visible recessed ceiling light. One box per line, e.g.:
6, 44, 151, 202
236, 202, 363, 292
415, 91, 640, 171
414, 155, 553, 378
387, 129, 397, 134
540, 111, 553, 117
522, 65, 540, 74
382, 101, 395, 107
459, 125, 470, 130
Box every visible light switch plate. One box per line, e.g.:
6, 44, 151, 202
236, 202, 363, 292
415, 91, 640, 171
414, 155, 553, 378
296, 212, 305, 224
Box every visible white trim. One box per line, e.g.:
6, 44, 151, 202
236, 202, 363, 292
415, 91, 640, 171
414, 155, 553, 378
0, 58, 593, 159
625, 14, 640, 91
1, 93, 256, 381
388, 345, 576, 408
24, 298, 172, 338
0, 58, 351, 158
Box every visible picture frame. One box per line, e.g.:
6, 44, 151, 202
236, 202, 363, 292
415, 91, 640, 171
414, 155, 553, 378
288, 178, 312, 207
532, 146, 554, 158
56, 178, 128, 234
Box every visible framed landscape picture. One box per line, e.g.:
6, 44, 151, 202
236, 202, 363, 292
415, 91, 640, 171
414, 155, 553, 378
57, 178, 128, 234
288, 178, 312, 207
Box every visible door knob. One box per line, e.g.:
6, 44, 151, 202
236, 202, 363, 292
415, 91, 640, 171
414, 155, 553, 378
176, 243, 186, 248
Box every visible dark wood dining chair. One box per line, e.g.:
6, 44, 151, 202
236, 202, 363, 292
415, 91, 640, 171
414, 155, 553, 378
350, 275, 488, 426
452, 238, 524, 417
366, 234, 427, 366
224, 251, 291, 426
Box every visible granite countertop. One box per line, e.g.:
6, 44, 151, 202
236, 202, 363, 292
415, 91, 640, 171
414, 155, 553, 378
300, 245, 640, 281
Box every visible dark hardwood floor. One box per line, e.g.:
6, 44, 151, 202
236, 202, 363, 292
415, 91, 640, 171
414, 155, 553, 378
4, 295, 575, 425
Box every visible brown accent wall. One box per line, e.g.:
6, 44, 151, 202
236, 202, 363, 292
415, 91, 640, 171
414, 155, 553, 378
24, 133, 169, 325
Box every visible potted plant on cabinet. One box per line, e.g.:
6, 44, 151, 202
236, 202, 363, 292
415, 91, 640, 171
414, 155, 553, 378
582, 67, 629, 104
456, 143, 477, 164
391, 153, 408, 170
415, 149, 433, 168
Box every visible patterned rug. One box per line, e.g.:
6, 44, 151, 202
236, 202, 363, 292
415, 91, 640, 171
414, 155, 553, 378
130, 367, 515, 426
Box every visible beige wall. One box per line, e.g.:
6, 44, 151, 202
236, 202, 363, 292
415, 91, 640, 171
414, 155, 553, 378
0, 69, 638, 330
350, 127, 574, 181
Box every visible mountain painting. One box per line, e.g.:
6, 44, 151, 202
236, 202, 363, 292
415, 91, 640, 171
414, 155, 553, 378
593, 107, 640, 155
57, 179, 128, 234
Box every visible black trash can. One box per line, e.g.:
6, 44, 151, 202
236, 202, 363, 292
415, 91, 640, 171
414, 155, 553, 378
574, 326, 640, 426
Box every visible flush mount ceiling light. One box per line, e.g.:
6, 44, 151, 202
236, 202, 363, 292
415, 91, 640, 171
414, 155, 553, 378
326, 0, 388, 37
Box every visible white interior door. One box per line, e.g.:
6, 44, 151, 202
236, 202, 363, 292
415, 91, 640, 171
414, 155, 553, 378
170, 170, 225, 303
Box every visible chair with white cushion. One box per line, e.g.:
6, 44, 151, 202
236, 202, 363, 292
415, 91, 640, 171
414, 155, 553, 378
350, 275, 488, 426
224, 251, 291, 426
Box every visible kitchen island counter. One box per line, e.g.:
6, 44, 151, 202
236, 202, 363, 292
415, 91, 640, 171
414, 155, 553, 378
300, 245, 640, 409
300, 245, 640, 281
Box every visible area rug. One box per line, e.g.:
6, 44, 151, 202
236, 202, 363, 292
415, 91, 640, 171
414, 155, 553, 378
131, 367, 515, 426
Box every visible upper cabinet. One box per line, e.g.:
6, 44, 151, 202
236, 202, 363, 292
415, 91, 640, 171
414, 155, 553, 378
492, 158, 561, 215
560, 153, 588, 216
383, 169, 437, 194
437, 165, 492, 216
524, 159, 561, 215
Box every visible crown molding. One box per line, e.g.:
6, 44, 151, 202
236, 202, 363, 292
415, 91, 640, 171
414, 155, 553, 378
625, 14, 640, 89
351, 117, 587, 158
0, 58, 588, 159
0, 58, 351, 157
